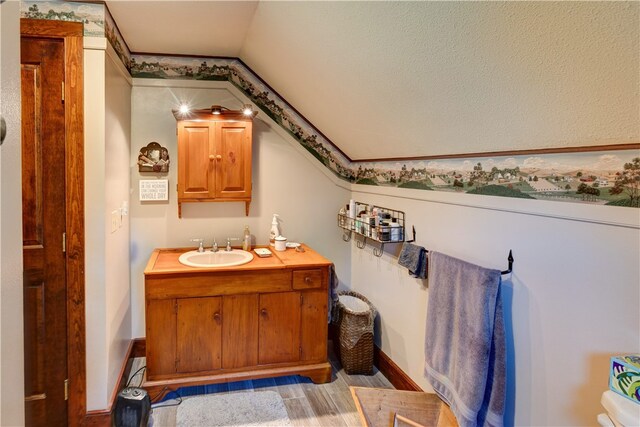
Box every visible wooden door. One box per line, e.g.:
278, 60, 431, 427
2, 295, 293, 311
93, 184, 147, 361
176, 297, 222, 373
258, 292, 301, 365
177, 121, 215, 199
300, 290, 329, 362
214, 121, 252, 199
21, 37, 68, 427
222, 294, 259, 369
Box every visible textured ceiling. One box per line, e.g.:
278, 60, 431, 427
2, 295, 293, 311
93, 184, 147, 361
105, 1, 258, 57
106, 1, 639, 160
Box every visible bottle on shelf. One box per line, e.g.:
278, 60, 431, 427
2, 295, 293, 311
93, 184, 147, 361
269, 214, 280, 246
390, 218, 401, 242
242, 225, 251, 251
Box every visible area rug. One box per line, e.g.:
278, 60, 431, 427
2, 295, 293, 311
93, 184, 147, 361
174, 391, 292, 427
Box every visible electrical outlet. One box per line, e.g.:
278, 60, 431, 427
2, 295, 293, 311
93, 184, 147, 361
111, 210, 119, 233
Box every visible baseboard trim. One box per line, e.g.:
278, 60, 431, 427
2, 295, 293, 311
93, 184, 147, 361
373, 345, 423, 392
83, 338, 142, 426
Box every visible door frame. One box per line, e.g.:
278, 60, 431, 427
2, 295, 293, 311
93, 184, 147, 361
20, 19, 86, 426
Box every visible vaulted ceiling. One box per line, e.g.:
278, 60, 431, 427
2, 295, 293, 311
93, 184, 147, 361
105, 1, 639, 160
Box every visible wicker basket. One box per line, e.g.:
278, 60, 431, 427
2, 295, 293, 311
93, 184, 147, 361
335, 291, 377, 375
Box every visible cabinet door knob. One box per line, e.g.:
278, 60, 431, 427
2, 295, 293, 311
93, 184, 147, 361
304, 276, 312, 284
216, 154, 222, 161
260, 309, 267, 317
214, 312, 221, 322
209, 154, 215, 160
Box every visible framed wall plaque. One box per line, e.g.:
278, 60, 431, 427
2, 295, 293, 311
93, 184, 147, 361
138, 141, 170, 173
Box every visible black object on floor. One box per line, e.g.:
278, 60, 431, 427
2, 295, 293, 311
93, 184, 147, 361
112, 387, 151, 427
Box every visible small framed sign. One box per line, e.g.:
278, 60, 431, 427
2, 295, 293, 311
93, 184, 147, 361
139, 179, 169, 201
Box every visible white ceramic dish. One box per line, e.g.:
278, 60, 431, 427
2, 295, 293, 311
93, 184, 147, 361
286, 242, 300, 248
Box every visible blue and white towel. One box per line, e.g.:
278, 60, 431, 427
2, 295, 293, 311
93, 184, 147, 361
424, 252, 506, 427
398, 242, 428, 279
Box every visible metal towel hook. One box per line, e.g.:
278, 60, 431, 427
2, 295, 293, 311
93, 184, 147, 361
501, 250, 514, 275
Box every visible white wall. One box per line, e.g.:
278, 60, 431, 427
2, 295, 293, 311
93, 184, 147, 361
84, 41, 133, 411
0, 1, 25, 424
346, 186, 640, 426
104, 47, 132, 402
84, 42, 108, 411
129, 81, 351, 338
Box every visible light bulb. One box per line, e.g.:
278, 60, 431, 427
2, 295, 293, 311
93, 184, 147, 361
242, 104, 253, 116
179, 104, 189, 114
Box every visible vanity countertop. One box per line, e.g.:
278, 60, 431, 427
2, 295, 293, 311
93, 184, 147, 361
144, 244, 331, 276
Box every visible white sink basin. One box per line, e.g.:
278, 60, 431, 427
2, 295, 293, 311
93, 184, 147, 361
178, 249, 254, 268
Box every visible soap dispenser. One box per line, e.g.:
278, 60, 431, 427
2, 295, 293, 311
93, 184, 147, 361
242, 225, 251, 251
269, 214, 280, 247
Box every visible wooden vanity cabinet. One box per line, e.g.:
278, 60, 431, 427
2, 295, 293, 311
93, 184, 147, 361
175, 112, 253, 218
144, 248, 332, 393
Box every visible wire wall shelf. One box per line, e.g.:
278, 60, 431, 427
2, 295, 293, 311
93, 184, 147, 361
337, 202, 411, 257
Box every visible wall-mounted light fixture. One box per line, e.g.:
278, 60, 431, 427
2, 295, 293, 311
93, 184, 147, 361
211, 105, 224, 115
173, 104, 258, 120
242, 104, 254, 116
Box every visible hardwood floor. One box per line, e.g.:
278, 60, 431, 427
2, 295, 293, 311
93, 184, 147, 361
128, 341, 393, 426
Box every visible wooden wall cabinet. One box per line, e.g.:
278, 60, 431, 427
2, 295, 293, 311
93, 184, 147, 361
143, 246, 333, 397
175, 111, 253, 217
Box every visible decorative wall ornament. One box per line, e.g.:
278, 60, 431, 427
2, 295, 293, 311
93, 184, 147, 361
138, 142, 170, 173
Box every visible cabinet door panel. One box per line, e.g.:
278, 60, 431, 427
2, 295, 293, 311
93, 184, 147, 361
222, 294, 259, 369
300, 290, 328, 362
215, 121, 251, 198
146, 299, 176, 378
176, 297, 222, 373
259, 292, 300, 365
178, 123, 214, 199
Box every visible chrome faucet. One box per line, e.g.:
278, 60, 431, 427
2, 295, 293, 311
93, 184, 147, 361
211, 238, 218, 252
190, 238, 204, 253
226, 238, 232, 251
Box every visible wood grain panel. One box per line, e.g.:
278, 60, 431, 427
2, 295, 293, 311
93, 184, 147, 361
145, 299, 176, 378
222, 294, 259, 369
259, 292, 301, 365
300, 290, 328, 362
61, 29, 86, 427
216, 121, 251, 198
20, 63, 43, 247
24, 282, 45, 397
178, 123, 213, 198
145, 269, 292, 299
176, 297, 222, 373
351, 387, 459, 427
